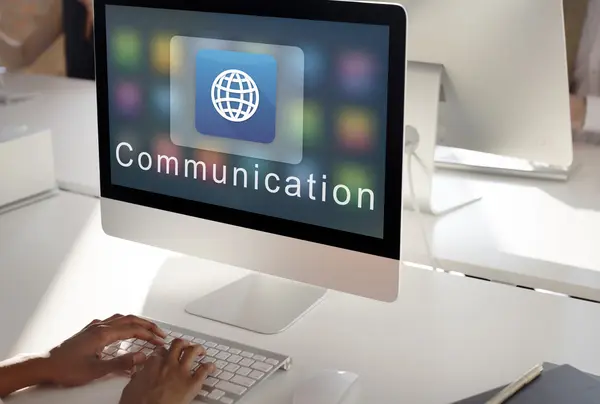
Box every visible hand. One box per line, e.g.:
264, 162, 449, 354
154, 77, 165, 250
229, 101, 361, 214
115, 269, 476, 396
79, 0, 94, 39
119, 339, 215, 404
46, 314, 166, 387
570, 94, 587, 131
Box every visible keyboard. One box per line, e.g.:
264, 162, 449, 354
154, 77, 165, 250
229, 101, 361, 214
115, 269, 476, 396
101, 319, 292, 404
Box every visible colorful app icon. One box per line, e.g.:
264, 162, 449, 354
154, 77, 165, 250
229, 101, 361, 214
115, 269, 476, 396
151, 33, 173, 74
112, 28, 141, 70
302, 46, 325, 87
115, 82, 142, 117
195, 49, 278, 144
338, 51, 375, 96
303, 101, 324, 147
152, 85, 170, 116
336, 107, 375, 151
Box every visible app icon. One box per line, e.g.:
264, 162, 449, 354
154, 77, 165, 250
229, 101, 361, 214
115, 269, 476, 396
112, 28, 141, 69
336, 107, 375, 151
338, 51, 375, 96
115, 82, 142, 117
195, 49, 277, 144
151, 33, 173, 74
152, 85, 170, 116
302, 46, 325, 87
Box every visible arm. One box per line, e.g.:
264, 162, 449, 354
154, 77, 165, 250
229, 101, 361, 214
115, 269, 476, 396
0, 314, 165, 399
0, 356, 52, 398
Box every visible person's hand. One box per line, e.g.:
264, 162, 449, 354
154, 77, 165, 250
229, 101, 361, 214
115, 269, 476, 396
46, 314, 166, 387
119, 339, 215, 404
570, 94, 587, 132
79, 0, 94, 39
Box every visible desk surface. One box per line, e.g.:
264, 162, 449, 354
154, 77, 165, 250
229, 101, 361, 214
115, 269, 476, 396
2, 73, 600, 301
3, 192, 600, 404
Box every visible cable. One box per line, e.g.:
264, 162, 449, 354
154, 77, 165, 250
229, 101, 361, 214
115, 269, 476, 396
405, 127, 441, 272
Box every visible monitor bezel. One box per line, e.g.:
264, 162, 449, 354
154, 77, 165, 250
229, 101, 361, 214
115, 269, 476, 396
94, 0, 406, 260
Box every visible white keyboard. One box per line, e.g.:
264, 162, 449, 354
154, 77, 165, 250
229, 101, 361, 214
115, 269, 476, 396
101, 319, 292, 403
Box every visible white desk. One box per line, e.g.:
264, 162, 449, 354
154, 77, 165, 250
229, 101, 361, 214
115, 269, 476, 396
3, 73, 600, 300
3, 192, 600, 404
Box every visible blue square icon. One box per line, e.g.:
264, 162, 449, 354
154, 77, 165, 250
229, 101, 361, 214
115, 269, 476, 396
195, 49, 277, 143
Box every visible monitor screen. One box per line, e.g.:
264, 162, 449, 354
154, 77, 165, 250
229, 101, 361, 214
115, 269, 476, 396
105, 5, 391, 239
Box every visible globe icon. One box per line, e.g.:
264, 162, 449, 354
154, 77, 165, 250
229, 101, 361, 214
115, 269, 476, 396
211, 69, 260, 123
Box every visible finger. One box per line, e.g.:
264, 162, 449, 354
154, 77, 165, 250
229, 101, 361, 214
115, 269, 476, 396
193, 363, 215, 385
109, 315, 167, 339
168, 339, 188, 363
96, 351, 147, 378
98, 324, 163, 346
180, 345, 205, 369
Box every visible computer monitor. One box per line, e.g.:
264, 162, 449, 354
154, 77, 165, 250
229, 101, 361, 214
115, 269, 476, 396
94, 0, 406, 334
399, 0, 573, 174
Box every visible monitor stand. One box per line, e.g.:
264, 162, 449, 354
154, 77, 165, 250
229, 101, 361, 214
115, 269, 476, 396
404, 61, 482, 215
185, 274, 327, 335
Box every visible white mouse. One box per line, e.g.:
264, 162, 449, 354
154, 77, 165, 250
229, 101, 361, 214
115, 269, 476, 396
292, 370, 361, 404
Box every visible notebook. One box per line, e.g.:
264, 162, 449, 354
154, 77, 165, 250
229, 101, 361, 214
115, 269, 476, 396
453, 363, 600, 403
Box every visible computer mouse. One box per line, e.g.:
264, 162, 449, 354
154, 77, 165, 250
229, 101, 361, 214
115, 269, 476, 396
292, 370, 361, 404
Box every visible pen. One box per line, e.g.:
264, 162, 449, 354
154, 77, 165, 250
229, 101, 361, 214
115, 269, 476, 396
484, 364, 544, 404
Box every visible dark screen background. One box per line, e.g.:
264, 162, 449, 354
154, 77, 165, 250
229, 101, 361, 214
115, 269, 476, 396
106, 5, 390, 238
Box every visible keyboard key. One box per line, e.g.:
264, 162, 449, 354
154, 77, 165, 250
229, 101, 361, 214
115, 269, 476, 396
170, 332, 183, 338
221, 398, 234, 404
236, 367, 252, 377
182, 335, 194, 341
240, 351, 254, 358
210, 369, 222, 377
208, 389, 225, 400
204, 377, 219, 387
132, 339, 146, 346
253, 355, 266, 362
228, 348, 242, 355
205, 342, 218, 348
215, 352, 231, 360
215, 360, 228, 369
228, 355, 242, 364
230, 375, 256, 388
202, 357, 216, 364
141, 347, 154, 356
217, 345, 229, 351
218, 371, 234, 381
224, 363, 240, 373
193, 338, 205, 344
206, 348, 219, 357
198, 390, 209, 398
164, 335, 175, 343
129, 344, 143, 353
239, 358, 254, 367
249, 370, 265, 380
216, 380, 248, 396
104, 347, 118, 356
144, 342, 156, 349
251, 362, 273, 372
